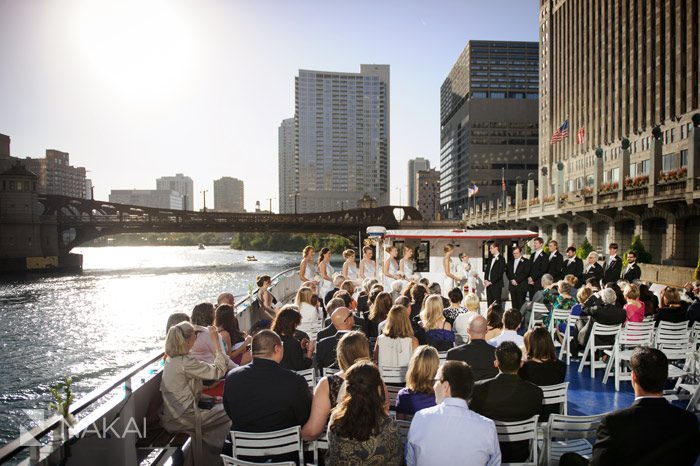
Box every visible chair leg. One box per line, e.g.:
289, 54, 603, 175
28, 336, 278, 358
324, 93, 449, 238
590, 343, 598, 378
602, 347, 615, 384
578, 340, 590, 373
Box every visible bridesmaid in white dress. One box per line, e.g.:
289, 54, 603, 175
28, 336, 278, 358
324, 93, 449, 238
341, 249, 360, 283
399, 246, 417, 282
359, 246, 377, 279
299, 246, 317, 283
318, 247, 334, 298
442, 244, 462, 295
383, 246, 402, 288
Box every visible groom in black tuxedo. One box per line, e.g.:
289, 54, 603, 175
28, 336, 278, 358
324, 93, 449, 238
484, 242, 506, 306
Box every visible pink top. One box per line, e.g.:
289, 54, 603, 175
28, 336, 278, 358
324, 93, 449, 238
624, 301, 645, 322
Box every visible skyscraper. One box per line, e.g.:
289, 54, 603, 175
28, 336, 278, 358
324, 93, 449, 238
213, 176, 245, 213
156, 173, 193, 211
278, 118, 296, 214
440, 41, 539, 219
416, 168, 441, 221
292, 64, 390, 213
407, 157, 430, 207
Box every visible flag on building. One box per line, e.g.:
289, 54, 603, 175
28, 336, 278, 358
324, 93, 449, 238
501, 168, 506, 192
576, 125, 585, 144
468, 184, 479, 198
550, 120, 569, 144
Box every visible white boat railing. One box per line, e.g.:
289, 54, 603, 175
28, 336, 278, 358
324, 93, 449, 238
0, 266, 301, 465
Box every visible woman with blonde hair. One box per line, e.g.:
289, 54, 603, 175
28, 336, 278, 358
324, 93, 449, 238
318, 247, 335, 298
359, 245, 377, 279
294, 286, 320, 323
302, 331, 371, 440
342, 249, 359, 282
383, 245, 402, 288
160, 322, 232, 465
395, 345, 439, 419
299, 246, 317, 283
420, 294, 455, 351
656, 287, 689, 324
399, 245, 416, 281
623, 283, 645, 322
442, 244, 461, 294
374, 305, 419, 367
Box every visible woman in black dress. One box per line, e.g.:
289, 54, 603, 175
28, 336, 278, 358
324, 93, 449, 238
519, 327, 566, 420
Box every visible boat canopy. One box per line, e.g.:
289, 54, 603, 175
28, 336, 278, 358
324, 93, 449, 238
383, 229, 538, 240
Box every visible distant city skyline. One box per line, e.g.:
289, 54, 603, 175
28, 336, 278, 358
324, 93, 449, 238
0, 0, 539, 212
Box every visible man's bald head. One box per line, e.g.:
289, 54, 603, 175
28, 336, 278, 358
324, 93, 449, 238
330, 307, 353, 331
217, 292, 235, 306
468, 316, 488, 340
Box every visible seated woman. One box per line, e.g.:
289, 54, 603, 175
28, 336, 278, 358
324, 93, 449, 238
165, 312, 190, 334
420, 295, 455, 351
271, 306, 314, 371
160, 322, 231, 465
451, 290, 480, 345
519, 326, 566, 420
215, 304, 252, 365
395, 345, 439, 419
374, 305, 419, 368
442, 287, 468, 325
484, 302, 504, 341
543, 280, 577, 329
327, 361, 402, 466
656, 287, 689, 325
295, 286, 320, 326
302, 331, 371, 440
367, 291, 393, 338
190, 303, 236, 370
623, 283, 645, 323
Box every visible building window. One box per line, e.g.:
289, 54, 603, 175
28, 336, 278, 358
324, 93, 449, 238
611, 168, 620, 183
662, 153, 677, 171
680, 125, 686, 139
680, 149, 688, 167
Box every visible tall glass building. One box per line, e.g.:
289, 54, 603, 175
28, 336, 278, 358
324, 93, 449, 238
292, 65, 390, 213
440, 41, 539, 219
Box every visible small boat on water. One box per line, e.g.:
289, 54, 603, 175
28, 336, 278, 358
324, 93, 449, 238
246, 255, 258, 261
198, 243, 205, 250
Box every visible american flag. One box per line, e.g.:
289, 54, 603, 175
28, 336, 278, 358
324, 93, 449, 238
576, 125, 585, 144
468, 184, 479, 198
501, 168, 506, 192
550, 120, 569, 144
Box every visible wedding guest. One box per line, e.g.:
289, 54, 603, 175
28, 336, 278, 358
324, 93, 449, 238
395, 345, 439, 419
271, 307, 314, 371
215, 304, 252, 365
623, 283, 645, 323
374, 305, 419, 367
420, 294, 455, 351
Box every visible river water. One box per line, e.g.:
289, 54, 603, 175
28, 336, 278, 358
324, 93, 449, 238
0, 246, 299, 448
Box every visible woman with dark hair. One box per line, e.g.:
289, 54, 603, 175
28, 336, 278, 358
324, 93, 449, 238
519, 327, 566, 420
639, 282, 659, 317
374, 305, 419, 367
190, 303, 235, 370
166, 313, 190, 334
327, 361, 402, 465
256, 275, 277, 320
215, 305, 252, 365
409, 284, 428, 319
656, 287, 689, 325
367, 292, 393, 338
484, 302, 504, 341
271, 306, 314, 371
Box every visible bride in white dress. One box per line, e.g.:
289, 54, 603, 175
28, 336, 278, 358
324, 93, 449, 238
359, 246, 377, 279
442, 244, 462, 295
318, 247, 334, 298
383, 246, 402, 289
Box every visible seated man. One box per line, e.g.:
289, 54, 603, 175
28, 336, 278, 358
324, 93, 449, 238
406, 361, 501, 466
469, 341, 543, 463
560, 347, 700, 466
217, 292, 235, 306
316, 307, 355, 369
323, 274, 345, 306
316, 298, 347, 341
223, 330, 312, 461
487, 309, 524, 348
446, 316, 498, 381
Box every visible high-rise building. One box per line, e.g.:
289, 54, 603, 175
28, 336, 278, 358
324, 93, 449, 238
407, 157, 430, 207
85, 179, 93, 200
156, 174, 193, 211
0, 134, 10, 158
440, 41, 539, 219
416, 168, 441, 221
109, 189, 183, 209
20, 150, 88, 198
278, 118, 296, 213
293, 64, 390, 213
213, 176, 245, 213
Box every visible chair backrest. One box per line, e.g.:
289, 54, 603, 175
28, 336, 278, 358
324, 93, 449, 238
618, 321, 655, 346
590, 322, 622, 337
540, 382, 569, 415
657, 320, 689, 332
295, 368, 315, 388
380, 365, 408, 384
437, 351, 448, 365
547, 413, 603, 441
323, 367, 340, 377
386, 384, 402, 410
221, 454, 294, 466
298, 320, 324, 341
396, 419, 412, 446
549, 308, 572, 333
530, 302, 550, 327
655, 326, 691, 350
231, 426, 304, 465
495, 415, 539, 465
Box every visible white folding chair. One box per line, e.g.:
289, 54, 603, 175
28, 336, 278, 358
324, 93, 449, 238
322, 367, 340, 377
602, 321, 655, 390
380, 365, 408, 384
543, 414, 603, 466
230, 426, 304, 466
529, 302, 550, 329
578, 323, 622, 378
548, 309, 572, 338
387, 384, 402, 411
298, 320, 324, 341
654, 324, 693, 384
559, 314, 579, 365
221, 455, 294, 466
540, 382, 569, 417
437, 351, 448, 366
295, 368, 316, 389
304, 426, 328, 465
494, 415, 539, 466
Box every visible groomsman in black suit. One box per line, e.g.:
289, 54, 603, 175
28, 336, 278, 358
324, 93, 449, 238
621, 251, 642, 282
603, 243, 622, 284
507, 245, 531, 312
547, 240, 565, 281
528, 237, 548, 293
484, 242, 506, 306
563, 246, 584, 284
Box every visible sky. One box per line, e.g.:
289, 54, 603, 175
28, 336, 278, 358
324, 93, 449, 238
0, 0, 538, 212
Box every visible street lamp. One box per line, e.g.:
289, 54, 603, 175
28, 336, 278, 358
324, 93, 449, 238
201, 189, 208, 212
266, 197, 276, 214
394, 186, 402, 206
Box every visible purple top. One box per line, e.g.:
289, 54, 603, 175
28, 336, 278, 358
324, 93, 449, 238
395, 388, 436, 416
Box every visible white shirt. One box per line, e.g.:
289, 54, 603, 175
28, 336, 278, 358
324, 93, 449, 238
488, 254, 500, 280
549, 251, 558, 260
406, 398, 501, 466
533, 250, 541, 261
488, 329, 524, 348
512, 257, 520, 273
